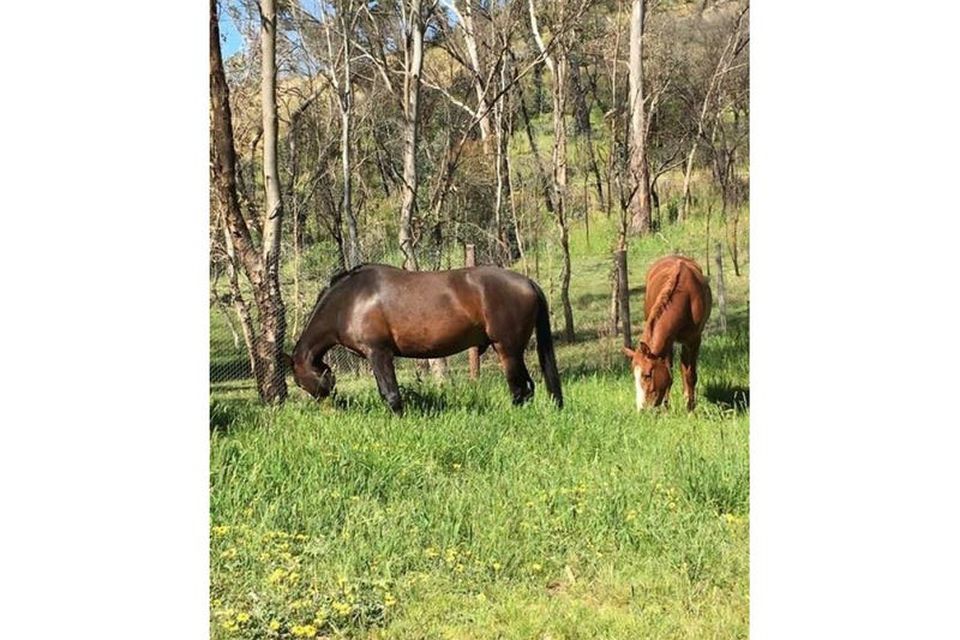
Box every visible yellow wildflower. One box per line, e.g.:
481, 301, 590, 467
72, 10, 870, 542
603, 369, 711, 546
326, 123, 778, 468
267, 568, 286, 584
332, 600, 354, 616
268, 619, 281, 631
212, 525, 230, 536
290, 624, 317, 638
220, 620, 239, 632
235, 612, 250, 623
384, 592, 397, 607
424, 546, 439, 559
220, 547, 237, 560
530, 563, 543, 573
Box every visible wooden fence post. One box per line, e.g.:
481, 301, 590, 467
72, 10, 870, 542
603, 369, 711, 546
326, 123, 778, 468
466, 244, 480, 379
715, 241, 727, 334
616, 249, 632, 347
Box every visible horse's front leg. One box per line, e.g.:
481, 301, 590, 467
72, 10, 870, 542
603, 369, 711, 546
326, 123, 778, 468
369, 349, 403, 415
680, 338, 701, 411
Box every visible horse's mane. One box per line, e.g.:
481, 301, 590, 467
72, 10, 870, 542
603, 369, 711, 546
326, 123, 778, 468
646, 260, 685, 332
304, 263, 370, 327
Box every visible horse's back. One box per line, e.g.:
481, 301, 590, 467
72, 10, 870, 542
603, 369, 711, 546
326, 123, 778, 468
341, 264, 538, 357
645, 255, 711, 335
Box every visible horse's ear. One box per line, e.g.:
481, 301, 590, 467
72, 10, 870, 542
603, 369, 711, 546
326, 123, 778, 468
622, 346, 636, 359
281, 353, 294, 371
638, 342, 652, 357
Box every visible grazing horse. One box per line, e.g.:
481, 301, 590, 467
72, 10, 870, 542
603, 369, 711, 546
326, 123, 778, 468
623, 255, 711, 411
286, 264, 563, 414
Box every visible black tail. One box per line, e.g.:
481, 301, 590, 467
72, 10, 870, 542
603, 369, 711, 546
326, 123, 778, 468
530, 280, 564, 409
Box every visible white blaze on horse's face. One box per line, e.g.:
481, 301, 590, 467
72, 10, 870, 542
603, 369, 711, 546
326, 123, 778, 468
633, 366, 645, 411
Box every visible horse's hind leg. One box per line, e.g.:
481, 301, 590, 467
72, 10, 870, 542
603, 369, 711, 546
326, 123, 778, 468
680, 338, 701, 411
497, 349, 535, 406
370, 349, 403, 415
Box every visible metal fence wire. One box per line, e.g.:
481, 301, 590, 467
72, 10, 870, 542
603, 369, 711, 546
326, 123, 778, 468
209, 256, 371, 391
210, 244, 484, 394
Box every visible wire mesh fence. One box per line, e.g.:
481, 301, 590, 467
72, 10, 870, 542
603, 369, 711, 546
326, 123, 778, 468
209, 244, 486, 396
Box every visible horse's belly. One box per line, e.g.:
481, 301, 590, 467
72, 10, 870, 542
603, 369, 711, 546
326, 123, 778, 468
391, 312, 486, 358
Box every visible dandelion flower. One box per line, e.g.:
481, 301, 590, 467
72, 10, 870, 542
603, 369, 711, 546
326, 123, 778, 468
332, 600, 354, 616
290, 623, 317, 638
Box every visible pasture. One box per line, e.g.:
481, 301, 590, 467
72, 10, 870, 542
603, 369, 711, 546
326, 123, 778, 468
210, 214, 749, 638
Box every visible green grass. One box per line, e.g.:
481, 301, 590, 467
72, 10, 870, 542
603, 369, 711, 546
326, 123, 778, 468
210, 209, 749, 639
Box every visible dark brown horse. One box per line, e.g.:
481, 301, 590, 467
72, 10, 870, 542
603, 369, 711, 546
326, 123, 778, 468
286, 264, 563, 414
623, 255, 712, 410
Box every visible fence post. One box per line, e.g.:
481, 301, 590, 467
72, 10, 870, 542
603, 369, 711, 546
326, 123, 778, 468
715, 241, 727, 334
466, 244, 480, 379
616, 249, 632, 347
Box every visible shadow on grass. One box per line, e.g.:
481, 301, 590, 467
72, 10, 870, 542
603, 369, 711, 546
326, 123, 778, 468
575, 285, 645, 308
704, 383, 750, 412
210, 398, 258, 435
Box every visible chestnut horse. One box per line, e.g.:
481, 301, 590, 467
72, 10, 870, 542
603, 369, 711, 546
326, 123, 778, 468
286, 264, 563, 414
623, 255, 712, 410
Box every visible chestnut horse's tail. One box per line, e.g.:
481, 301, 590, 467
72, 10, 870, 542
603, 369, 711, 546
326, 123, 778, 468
530, 281, 564, 409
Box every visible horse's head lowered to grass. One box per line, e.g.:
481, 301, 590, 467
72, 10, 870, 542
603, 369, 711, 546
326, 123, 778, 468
623, 342, 672, 409
285, 353, 336, 400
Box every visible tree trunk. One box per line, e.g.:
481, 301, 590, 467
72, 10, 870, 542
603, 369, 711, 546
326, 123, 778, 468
615, 245, 632, 348
569, 58, 592, 136
529, 0, 574, 342
210, 0, 287, 403
256, 0, 288, 403
715, 241, 727, 334
458, 0, 492, 152
340, 8, 360, 268
679, 139, 698, 223
399, 0, 425, 272
627, 0, 652, 234
610, 261, 620, 335
517, 82, 555, 215
466, 243, 480, 379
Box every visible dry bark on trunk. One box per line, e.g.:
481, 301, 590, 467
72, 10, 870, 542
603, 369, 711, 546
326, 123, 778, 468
627, 0, 652, 234
256, 0, 288, 403
210, 0, 287, 403
340, 7, 360, 268
399, 0, 425, 272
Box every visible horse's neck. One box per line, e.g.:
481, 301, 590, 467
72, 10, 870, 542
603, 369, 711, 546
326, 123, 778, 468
641, 320, 674, 357
293, 321, 336, 363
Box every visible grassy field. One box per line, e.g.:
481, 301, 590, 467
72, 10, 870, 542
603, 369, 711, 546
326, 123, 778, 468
210, 211, 749, 638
